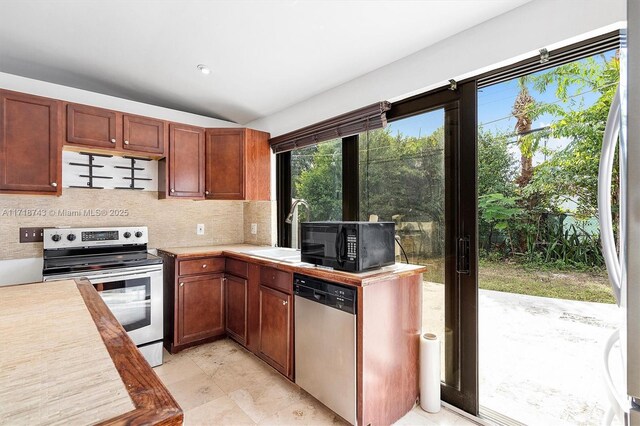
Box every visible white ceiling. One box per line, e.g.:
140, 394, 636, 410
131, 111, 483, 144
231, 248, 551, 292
0, 0, 531, 124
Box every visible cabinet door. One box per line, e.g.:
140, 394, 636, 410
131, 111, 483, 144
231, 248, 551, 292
169, 123, 205, 198
206, 129, 244, 199
123, 114, 165, 155
0, 90, 61, 193
225, 274, 248, 345
66, 104, 117, 148
258, 285, 292, 377
177, 274, 225, 345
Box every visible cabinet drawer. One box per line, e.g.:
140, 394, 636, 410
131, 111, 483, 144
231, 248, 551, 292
179, 257, 225, 276
226, 258, 248, 278
260, 266, 292, 294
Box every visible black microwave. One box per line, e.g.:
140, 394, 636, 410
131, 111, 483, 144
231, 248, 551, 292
301, 221, 396, 272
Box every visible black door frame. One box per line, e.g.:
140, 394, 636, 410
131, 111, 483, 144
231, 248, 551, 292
388, 82, 478, 414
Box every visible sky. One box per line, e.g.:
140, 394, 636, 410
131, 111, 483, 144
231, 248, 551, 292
387, 49, 617, 167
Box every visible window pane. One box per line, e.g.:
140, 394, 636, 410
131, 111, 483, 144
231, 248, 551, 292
288, 139, 342, 247
359, 109, 449, 383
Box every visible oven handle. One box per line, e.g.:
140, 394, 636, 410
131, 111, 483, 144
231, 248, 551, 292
84, 267, 162, 283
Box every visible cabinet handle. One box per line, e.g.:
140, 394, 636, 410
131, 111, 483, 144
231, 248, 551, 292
180, 282, 184, 287
282, 300, 288, 306
170, 188, 175, 193
124, 140, 129, 145
202, 264, 207, 268
110, 138, 116, 143
50, 182, 57, 187
205, 190, 210, 195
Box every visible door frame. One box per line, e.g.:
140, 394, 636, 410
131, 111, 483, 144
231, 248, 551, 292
388, 82, 478, 414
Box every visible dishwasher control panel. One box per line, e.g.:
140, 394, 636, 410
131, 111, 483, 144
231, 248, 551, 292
293, 274, 356, 315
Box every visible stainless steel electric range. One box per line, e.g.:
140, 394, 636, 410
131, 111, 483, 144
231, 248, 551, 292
42, 226, 164, 367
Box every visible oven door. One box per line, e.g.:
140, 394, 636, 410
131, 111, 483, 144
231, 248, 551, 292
85, 266, 163, 347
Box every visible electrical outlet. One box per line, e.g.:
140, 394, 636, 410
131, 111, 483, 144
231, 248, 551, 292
251, 223, 258, 235
196, 224, 205, 235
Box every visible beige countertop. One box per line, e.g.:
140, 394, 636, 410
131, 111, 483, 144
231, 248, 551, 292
157, 244, 426, 287
0, 280, 183, 426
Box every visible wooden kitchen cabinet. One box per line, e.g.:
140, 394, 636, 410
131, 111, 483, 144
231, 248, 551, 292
205, 128, 270, 200
160, 253, 226, 353
258, 285, 293, 378
123, 114, 166, 155
159, 123, 205, 199
177, 274, 225, 345
225, 274, 248, 346
66, 104, 167, 157
0, 90, 61, 194
66, 103, 118, 149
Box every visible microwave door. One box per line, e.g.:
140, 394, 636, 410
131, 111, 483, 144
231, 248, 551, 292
302, 224, 340, 259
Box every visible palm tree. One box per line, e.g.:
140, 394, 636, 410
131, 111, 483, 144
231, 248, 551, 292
512, 80, 535, 188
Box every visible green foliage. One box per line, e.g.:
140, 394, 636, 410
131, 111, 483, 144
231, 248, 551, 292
477, 129, 517, 196
527, 53, 620, 219
477, 51, 618, 270
479, 193, 522, 231
292, 141, 342, 221
359, 126, 445, 223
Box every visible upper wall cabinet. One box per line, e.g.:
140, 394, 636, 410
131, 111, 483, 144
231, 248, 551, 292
0, 90, 61, 195
66, 104, 118, 149
65, 104, 166, 157
123, 114, 166, 155
205, 128, 270, 200
158, 123, 205, 199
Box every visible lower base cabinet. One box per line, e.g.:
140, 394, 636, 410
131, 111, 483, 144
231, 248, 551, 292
160, 253, 294, 380
177, 273, 225, 345
258, 285, 292, 378
225, 274, 248, 345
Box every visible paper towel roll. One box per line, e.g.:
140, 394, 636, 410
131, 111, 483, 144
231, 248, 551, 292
420, 333, 441, 413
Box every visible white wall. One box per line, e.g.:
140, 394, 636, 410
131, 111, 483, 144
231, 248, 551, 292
0, 71, 239, 128
247, 0, 626, 137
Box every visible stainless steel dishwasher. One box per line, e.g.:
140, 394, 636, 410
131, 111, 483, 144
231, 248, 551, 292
294, 274, 357, 425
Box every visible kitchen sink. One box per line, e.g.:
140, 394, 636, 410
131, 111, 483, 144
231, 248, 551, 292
243, 247, 302, 263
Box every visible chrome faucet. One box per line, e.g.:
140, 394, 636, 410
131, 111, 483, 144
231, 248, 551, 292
285, 199, 310, 249
285, 199, 310, 224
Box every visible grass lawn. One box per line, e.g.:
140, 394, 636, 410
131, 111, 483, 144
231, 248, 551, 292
478, 260, 615, 304
414, 256, 615, 304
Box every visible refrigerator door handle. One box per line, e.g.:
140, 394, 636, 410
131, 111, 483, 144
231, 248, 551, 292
602, 328, 629, 424
598, 87, 622, 306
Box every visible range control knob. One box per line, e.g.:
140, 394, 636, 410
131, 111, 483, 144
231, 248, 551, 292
67, 234, 76, 241
51, 234, 61, 242
123, 232, 131, 238
135, 231, 143, 238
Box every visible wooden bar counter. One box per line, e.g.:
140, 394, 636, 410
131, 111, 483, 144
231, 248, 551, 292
0, 279, 182, 426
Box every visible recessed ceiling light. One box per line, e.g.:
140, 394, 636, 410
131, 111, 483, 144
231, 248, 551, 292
197, 64, 211, 75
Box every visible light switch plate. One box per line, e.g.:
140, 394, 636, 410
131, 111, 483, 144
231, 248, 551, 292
20, 227, 44, 243
196, 224, 205, 235
251, 223, 258, 235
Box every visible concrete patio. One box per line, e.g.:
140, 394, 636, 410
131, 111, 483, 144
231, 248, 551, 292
423, 282, 623, 425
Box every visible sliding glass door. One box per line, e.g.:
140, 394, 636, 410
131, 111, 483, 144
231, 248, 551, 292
376, 83, 478, 413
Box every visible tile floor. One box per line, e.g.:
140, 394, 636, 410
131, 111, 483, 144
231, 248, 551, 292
153, 338, 478, 426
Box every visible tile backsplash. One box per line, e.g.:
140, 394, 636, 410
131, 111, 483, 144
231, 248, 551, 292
0, 189, 274, 260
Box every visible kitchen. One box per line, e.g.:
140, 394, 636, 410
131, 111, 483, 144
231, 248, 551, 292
0, 1, 635, 425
